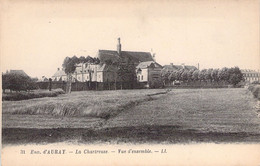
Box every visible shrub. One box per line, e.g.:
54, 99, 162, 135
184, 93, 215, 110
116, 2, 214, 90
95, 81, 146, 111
149, 79, 164, 89
2, 89, 65, 101
248, 85, 260, 100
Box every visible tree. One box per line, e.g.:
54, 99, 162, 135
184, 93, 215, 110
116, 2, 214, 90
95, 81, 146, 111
198, 69, 207, 81
86, 55, 94, 64
181, 70, 189, 82
79, 56, 86, 63
187, 69, 195, 82
205, 68, 213, 82
168, 70, 177, 83
192, 70, 200, 81
2, 73, 37, 92
218, 67, 229, 83
176, 69, 184, 81
117, 58, 137, 89
211, 69, 219, 82
62, 56, 77, 93
161, 70, 170, 86
227, 67, 243, 86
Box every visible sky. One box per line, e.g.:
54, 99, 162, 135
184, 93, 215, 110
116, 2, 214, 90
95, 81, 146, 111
1, 0, 259, 78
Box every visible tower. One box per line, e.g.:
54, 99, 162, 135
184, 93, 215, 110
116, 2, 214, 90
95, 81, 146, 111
117, 38, 121, 55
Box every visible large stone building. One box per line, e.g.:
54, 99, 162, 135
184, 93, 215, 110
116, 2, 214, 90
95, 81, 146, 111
52, 38, 162, 86
241, 69, 260, 83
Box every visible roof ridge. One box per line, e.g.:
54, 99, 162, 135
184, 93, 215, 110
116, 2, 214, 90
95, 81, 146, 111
99, 49, 150, 54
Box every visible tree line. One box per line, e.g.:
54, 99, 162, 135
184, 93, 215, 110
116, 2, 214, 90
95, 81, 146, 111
2, 73, 37, 93
161, 67, 244, 86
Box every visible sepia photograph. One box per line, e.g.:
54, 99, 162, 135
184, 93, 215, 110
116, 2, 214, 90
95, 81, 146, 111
1, 0, 260, 165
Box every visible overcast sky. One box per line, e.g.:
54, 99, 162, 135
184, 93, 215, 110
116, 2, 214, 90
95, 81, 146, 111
1, 0, 259, 78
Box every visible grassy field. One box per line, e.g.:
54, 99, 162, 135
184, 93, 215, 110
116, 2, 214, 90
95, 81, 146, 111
2, 88, 260, 144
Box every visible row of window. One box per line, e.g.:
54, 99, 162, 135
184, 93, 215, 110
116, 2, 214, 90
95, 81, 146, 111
245, 77, 259, 81
243, 73, 259, 77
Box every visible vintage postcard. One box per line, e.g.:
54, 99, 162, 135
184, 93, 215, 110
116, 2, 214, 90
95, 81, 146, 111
1, 0, 260, 165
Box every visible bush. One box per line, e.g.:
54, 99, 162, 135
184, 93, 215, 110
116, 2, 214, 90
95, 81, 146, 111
149, 79, 164, 89
248, 85, 260, 100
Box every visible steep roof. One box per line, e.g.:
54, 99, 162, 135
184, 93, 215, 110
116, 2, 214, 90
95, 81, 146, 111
9, 70, 29, 77
52, 69, 66, 77
184, 65, 197, 70
241, 69, 260, 73
98, 50, 153, 64
136, 61, 163, 69
97, 64, 117, 72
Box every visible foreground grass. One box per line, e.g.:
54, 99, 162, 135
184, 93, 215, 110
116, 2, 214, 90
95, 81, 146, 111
2, 88, 260, 144
2, 89, 166, 119
103, 89, 260, 134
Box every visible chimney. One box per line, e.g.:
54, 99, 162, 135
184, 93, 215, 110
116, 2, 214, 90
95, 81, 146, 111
197, 63, 200, 70
170, 63, 173, 66
117, 37, 121, 55
181, 63, 185, 69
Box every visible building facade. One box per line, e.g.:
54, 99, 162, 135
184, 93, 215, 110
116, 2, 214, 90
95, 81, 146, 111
136, 61, 163, 85
241, 69, 260, 83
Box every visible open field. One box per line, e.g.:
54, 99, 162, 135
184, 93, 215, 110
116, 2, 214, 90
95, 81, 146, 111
2, 88, 260, 144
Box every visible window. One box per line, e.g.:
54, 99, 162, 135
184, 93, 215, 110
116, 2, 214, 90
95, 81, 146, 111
138, 75, 140, 80
141, 75, 143, 80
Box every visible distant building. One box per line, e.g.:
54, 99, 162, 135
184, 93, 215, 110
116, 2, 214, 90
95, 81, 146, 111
39, 76, 49, 82
52, 68, 67, 81
241, 69, 260, 83
136, 61, 163, 85
162, 63, 197, 73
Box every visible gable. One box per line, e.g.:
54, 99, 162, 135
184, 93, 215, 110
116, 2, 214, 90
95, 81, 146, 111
136, 61, 163, 69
